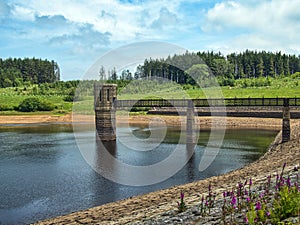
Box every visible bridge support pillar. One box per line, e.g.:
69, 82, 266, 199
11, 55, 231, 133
94, 83, 117, 141
282, 98, 290, 143
186, 100, 196, 144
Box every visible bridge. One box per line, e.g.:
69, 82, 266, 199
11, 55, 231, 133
94, 84, 300, 143
114, 97, 300, 108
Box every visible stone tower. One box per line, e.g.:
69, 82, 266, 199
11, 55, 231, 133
94, 83, 117, 141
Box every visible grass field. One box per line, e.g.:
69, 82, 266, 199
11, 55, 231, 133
0, 87, 73, 114
118, 86, 300, 99
0, 76, 299, 115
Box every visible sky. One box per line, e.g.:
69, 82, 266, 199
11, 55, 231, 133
0, 0, 300, 80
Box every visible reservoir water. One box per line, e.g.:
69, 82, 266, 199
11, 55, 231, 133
0, 124, 278, 224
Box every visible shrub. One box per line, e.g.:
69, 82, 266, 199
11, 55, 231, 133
63, 88, 82, 102
38, 100, 55, 111
271, 186, 300, 223
0, 104, 14, 111
18, 97, 55, 112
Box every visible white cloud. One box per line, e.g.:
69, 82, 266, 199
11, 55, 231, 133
204, 0, 300, 32
11, 4, 35, 21
8, 0, 189, 43
202, 0, 300, 54
151, 7, 179, 30
49, 24, 111, 54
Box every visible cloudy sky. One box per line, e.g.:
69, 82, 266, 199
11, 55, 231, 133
1, 0, 299, 80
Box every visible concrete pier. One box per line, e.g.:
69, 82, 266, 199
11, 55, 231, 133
186, 100, 196, 144
282, 98, 290, 143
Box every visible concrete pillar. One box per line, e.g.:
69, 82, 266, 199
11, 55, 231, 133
94, 83, 117, 141
186, 100, 195, 144
282, 98, 290, 143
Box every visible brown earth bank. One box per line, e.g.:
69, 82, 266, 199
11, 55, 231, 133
33, 119, 300, 225
0, 113, 289, 129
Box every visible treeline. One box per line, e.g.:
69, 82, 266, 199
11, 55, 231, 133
105, 50, 300, 87
0, 57, 60, 87
199, 50, 300, 79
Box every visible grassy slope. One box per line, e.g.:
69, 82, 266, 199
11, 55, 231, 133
118, 86, 300, 100
0, 76, 299, 115
0, 87, 73, 115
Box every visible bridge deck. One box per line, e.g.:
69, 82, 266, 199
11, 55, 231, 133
115, 98, 300, 108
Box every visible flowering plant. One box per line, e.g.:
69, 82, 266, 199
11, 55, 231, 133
177, 191, 186, 213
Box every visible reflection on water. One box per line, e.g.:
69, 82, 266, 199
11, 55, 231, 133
0, 124, 278, 224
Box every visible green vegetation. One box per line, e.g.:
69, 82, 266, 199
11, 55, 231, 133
18, 97, 55, 112
0, 51, 300, 115
0, 81, 85, 115
128, 50, 300, 86
118, 75, 300, 99
1, 74, 300, 115
0, 57, 60, 87
270, 185, 300, 224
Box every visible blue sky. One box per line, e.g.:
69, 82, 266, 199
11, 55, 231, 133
0, 0, 299, 80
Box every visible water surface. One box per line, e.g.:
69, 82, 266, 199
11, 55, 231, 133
0, 124, 278, 224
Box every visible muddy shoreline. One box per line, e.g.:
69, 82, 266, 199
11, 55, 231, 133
0, 114, 285, 130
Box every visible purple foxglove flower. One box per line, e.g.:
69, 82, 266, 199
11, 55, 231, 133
244, 216, 249, 223
180, 191, 184, 200
244, 189, 248, 196
231, 196, 237, 206
244, 179, 247, 186
239, 182, 243, 189
259, 192, 264, 198
266, 211, 271, 217
246, 196, 250, 202
287, 177, 291, 187
223, 191, 227, 198
255, 201, 262, 210
249, 178, 252, 186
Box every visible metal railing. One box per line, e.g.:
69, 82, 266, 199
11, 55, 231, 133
114, 98, 300, 108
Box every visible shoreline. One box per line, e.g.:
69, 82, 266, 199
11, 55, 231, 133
34, 121, 300, 225
0, 113, 287, 130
